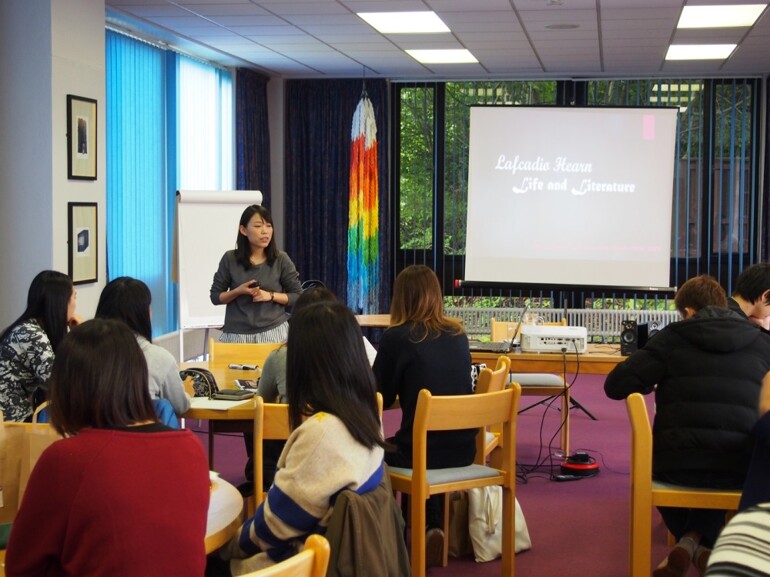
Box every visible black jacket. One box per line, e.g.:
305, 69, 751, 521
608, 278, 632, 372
605, 306, 770, 487
373, 322, 476, 468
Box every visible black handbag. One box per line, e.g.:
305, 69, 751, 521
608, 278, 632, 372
179, 367, 219, 398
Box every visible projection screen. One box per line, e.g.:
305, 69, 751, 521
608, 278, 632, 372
464, 106, 679, 290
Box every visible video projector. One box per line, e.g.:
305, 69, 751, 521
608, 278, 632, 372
520, 325, 588, 354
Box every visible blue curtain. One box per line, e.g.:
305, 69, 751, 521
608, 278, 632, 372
235, 69, 271, 206
284, 79, 390, 311
106, 32, 234, 336
106, 31, 176, 335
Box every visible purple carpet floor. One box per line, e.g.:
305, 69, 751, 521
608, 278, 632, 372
188, 374, 689, 577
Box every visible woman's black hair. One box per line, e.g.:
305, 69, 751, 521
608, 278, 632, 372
0, 270, 73, 352
47, 318, 157, 436
291, 286, 338, 316
235, 205, 278, 269
95, 277, 153, 341
286, 301, 388, 450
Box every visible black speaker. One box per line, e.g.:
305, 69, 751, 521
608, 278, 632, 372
620, 320, 648, 356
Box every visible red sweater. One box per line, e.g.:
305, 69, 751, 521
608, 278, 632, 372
5, 427, 210, 577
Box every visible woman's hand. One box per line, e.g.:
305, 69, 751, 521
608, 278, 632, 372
251, 288, 273, 303
237, 280, 261, 299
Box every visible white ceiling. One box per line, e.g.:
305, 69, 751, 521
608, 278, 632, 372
104, 0, 770, 79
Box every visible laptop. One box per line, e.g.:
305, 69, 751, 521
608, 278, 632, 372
468, 305, 529, 353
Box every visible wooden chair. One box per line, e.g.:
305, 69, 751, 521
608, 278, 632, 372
239, 534, 330, 577
626, 393, 741, 577
490, 317, 572, 454
250, 396, 291, 516
388, 385, 521, 577
206, 338, 283, 468
476, 355, 512, 464
208, 338, 283, 369
31, 401, 50, 423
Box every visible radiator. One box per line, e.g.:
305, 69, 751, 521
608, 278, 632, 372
446, 307, 681, 342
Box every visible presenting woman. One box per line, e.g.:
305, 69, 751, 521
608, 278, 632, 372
210, 205, 302, 343
0, 270, 82, 421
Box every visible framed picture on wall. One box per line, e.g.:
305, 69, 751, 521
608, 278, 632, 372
68, 202, 98, 285
66, 95, 97, 180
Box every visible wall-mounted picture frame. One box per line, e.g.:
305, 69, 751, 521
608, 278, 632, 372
68, 202, 98, 285
66, 95, 97, 180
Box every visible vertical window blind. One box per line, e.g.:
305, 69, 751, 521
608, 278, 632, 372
106, 31, 233, 335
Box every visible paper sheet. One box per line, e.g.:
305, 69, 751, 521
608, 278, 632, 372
189, 397, 254, 411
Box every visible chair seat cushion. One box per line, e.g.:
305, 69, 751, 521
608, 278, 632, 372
389, 463, 500, 484
510, 373, 564, 388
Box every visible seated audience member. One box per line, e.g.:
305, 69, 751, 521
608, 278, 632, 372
0, 270, 82, 422
5, 319, 210, 577
216, 301, 390, 575
703, 503, 770, 576
604, 275, 770, 577
373, 264, 475, 567
704, 373, 770, 574
257, 286, 376, 404
240, 287, 377, 492
95, 276, 190, 416
738, 361, 770, 511
727, 263, 770, 328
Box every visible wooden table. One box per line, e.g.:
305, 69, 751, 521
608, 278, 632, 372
182, 362, 261, 467
183, 362, 260, 421
470, 343, 624, 376
206, 476, 244, 553
356, 314, 391, 327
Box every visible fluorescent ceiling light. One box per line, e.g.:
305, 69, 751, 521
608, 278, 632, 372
406, 49, 478, 64
665, 44, 736, 60
358, 11, 450, 33
677, 4, 766, 28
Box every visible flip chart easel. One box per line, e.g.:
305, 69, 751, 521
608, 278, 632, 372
175, 190, 262, 359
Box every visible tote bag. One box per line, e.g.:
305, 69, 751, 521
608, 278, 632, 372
468, 486, 532, 562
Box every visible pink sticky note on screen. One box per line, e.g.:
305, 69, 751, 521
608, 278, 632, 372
642, 115, 655, 140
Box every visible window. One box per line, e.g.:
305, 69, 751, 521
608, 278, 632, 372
106, 31, 233, 335
392, 78, 762, 308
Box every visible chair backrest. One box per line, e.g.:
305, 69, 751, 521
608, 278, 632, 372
490, 317, 566, 342
475, 355, 511, 394
412, 385, 521, 475
252, 397, 291, 506
32, 400, 50, 423
208, 338, 283, 368
240, 534, 331, 577
626, 392, 653, 496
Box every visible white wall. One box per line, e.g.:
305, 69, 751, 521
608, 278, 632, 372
0, 1, 54, 329
0, 0, 106, 329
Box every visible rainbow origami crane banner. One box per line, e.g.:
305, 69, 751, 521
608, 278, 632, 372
347, 93, 379, 313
